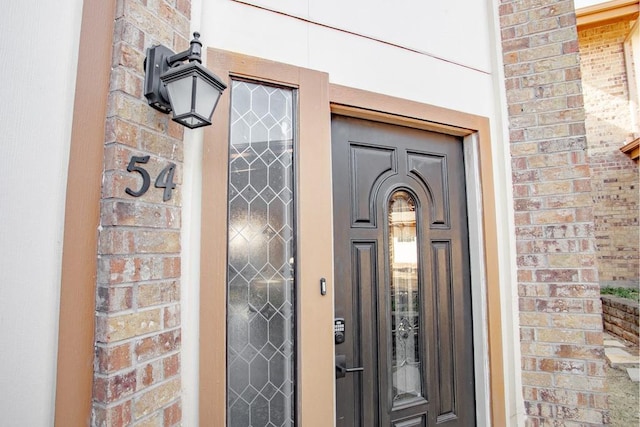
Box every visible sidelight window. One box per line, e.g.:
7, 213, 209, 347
226, 80, 296, 427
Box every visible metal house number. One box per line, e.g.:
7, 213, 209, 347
125, 155, 176, 202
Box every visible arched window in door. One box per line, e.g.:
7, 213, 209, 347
388, 190, 423, 403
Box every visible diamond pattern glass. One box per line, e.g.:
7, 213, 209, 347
227, 80, 295, 427
388, 190, 423, 404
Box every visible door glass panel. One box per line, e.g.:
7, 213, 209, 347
227, 80, 295, 427
388, 190, 422, 404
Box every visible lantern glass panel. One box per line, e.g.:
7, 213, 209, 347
196, 76, 222, 120
165, 75, 194, 117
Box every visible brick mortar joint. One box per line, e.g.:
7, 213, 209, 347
92, 381, 182, 410
94, 307, 182, 321
97, 253, 182, 259
95, 302, 181, 316
132, 375, 182, 396
95, 348, 181, 377
97, 223, 183, 232
105, 94, 187, 139
96, 253, 181, 260
97, 279, 181, 288
97, 200, 183, 215
134, 399, 182, 424
112, 34, 146, 56
104, 117, 183, 143
94, 317, 181, 340
110, 58, 145, 79
104, 138, 186, 152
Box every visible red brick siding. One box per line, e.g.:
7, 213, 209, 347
500, 1, 609, 425
579, 20, 640, 288
92, 0, 190, 425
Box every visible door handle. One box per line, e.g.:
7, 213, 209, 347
335, 354, 364, 379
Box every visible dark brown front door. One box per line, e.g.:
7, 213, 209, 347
332, 116, 476, 426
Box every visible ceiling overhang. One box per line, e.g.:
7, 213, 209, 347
620, 137, 640, 161
576, 0, 639, 29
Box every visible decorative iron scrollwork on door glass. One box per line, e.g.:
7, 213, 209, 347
388, 190, 423, 404
226, 80, 296, 427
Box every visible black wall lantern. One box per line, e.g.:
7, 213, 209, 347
144, 32, 227, 129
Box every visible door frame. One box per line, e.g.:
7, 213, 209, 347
199, 48, 506, 426
329, 85, 506, 426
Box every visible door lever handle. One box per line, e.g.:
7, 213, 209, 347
335, 354, 364, 379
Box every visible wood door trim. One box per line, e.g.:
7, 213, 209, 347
330, 84, 486, 136
201, 48, 333, 426
54, 0, 116, 424
329, 84, 506, 427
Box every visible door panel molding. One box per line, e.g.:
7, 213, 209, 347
431, 240, 455, 419
329, 85, 506, 427
350, 144, 396, 227
406, 152, 449, 227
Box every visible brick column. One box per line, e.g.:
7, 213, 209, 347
92, 0, 191, 425
499, 1, 609, 425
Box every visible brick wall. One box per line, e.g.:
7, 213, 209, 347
92, 0, 190, 425
578, 20, 640, 288
601, 295, 640, 345
499, 1, 609, 425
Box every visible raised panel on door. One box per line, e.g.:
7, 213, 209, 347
332, 115, 476, 426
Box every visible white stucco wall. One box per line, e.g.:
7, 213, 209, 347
182, 0, 522, 425
196, 0, 495, 117
0, 1, 83, 424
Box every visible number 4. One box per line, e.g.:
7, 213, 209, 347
155, 163, 176, 202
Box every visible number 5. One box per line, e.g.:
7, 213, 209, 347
125, 155, 151, 197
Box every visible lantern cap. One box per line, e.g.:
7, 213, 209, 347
161, 61, 227, 92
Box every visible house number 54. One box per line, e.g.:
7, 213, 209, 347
125, 155, 176, 202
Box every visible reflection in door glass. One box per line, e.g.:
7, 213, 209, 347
388, 190, 422, 404
226, 80, 295, 427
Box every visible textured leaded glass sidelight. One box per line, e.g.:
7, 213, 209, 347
227, 80, 295, 427
388, 190, 423, 404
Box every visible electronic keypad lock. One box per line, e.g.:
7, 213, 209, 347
334, 318, 345, 344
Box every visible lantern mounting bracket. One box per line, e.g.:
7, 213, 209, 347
144, 44, 175, 113
143, 32, 226, 129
